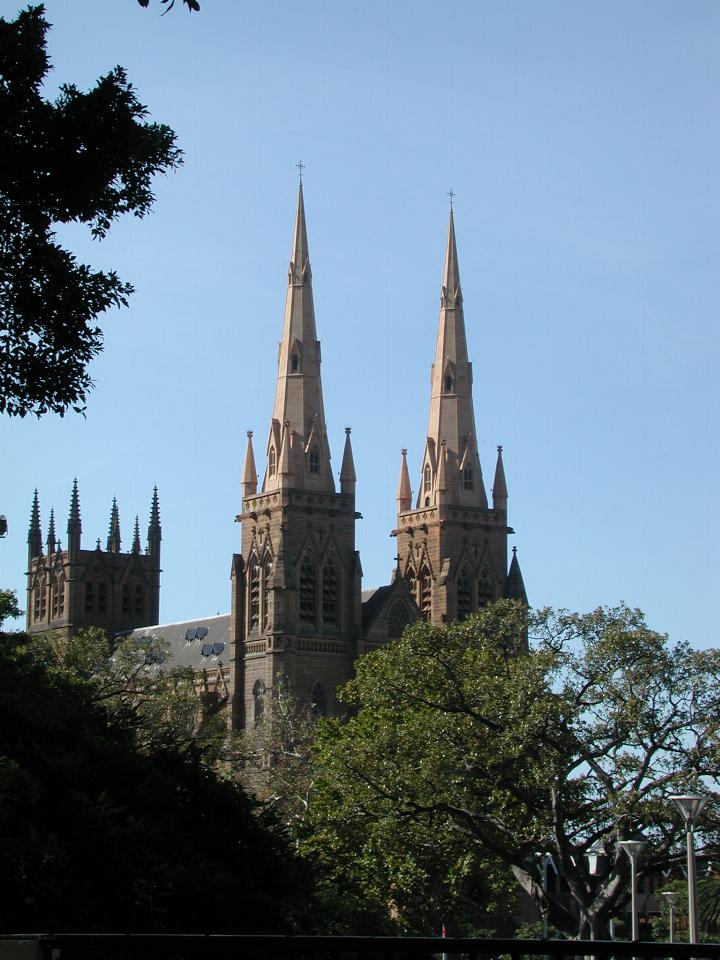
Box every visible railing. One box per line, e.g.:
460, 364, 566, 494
2, 936, 720, 960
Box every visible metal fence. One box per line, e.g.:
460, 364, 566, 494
2, 935, 720, 960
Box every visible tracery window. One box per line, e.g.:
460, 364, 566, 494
33, 578, 42, 622
308, 448, 320, 475
478, 567, 494, 608
419, 565, 432, 620
268, 446, 276, 477
311, 682, 328, 719
388, 600, 410, 639
253, 679, 265, 725
134, 584, 144, 616
299, 556, 316, 625
262, 555, 273, 629
249, 557, 260, 629
463, 465, 474, 490
322, 558, 338, 625
405, 566, 416, 602
51, 572, 63, 619
457, 569, 472, 622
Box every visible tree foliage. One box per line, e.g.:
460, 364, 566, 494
0, 6, 182, 417
309, 601, 720, 938
0, 628, 311, 932
137, 0, 200, 11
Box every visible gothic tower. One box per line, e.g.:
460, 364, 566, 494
230, 183, 362, 729
26, 481, 162, 636
393, 207, 527, 622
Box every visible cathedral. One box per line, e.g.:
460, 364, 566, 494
25, 183, 527, 729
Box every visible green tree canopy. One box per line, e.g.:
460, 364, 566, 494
0, 628, 311, 932
308, 601, 720, 938
0, 5, 181, 417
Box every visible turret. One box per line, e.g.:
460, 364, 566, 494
132, 516, 141, 554
27, 489, 42, 565
505, 547, 528, 605
492, 445, 508, 512
67, 478, 82, 557
107, 498, 121, 553
396, 449, 411, 513
241, 431, 258, 498
339, 427, 356, 495
147, 486, 161, 560
46, 508, 56, 554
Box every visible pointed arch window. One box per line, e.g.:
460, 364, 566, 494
33, 576, 43, 622
98, 582, 108, 614
253, 679, 266, 725
308, 448, 320, 475
423, 464, 432, 507
50, 571, 65, 619
322, 557, 339, 625
444, 374, 454, 393
478, 567, 495, 608
134, 584, 144, 616
419, 565, 432, 620
290, 352, 300, 373
248, 556, 260, 629
457, 569, 472, 622
262, 554, 273, 629
311, 682, 328, 719
299, 555, 316, 625
121, 583, 130, 615
85, 581, 94, 614
463, 465, 474, 490
268, 446, 276, 478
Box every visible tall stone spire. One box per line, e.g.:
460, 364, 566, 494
505, 546, 528, 605
28, 489, 42, 563
46, 508, 56, 553
241, 431, 258, 497
419, 207, 487, 508
67, 478, 82, 557
264, 183, 334, 494
396, 449, 411, 513
107, 498, 121, 553
339, 427, 356, 495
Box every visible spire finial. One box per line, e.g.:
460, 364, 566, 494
297, 160, 305, 185
447, 188, 455, 211
345, 426, 351, 436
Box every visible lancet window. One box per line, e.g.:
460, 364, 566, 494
51, 572, 65, 619
268, 447, 276, 478
419, 565, 432, 620
405, 565, 416, 602
444, 374, 454, 393
33, 577, 42, 622
85, 581, 94, 614
478, 567, 495, 608
299, 556, 316, 625
98, 582, 108, 614
134, 584, 144, 616
423, 464, 432, 506
249, 556, 260, 629
122, 583, 130, 615
457, 569, 472, 622
308, 448, 320, 475
262, 555, 273, 629
322, 557, 339, 625
463, 465, 474, 490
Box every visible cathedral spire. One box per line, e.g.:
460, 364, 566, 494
107, 498, 121, 553
242, 431, 258, 498
340, 427, 356, 495
148, 486, 161, 559
264, 182, 333, 494
67, 478, 82, 556
420, 207, 487, 508
28, 489, 42, 562
46, 508, 56, 553
492, 444, 508, 511
505, 546, 528, 605
396, 449, 411, 513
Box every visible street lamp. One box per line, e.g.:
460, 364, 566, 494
662, 890, 680, 943
619, 839, 648, 942
669, 794, 709, 944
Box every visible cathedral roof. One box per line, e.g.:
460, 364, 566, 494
124, 614, 230, 672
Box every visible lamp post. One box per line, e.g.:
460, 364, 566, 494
619, 839, 648, 942
670, 794, 709, 944
662, 890, 680, 943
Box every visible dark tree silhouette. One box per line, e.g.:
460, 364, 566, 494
0, 6, 182, 417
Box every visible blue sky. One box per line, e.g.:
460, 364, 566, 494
2, 0, 718, 646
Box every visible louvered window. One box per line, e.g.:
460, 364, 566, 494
419, 566, 432, 620
299, 557, 316, 624
262, 556, 272, 628
478, 568, 494, 607
249, 559, 260, 629
322, 559, 338, 624
457, 570, 472, 621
